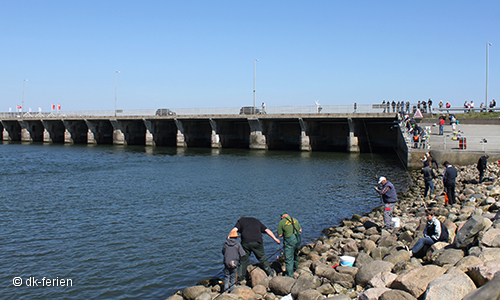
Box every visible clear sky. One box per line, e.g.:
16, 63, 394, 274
1, 1, 499, 112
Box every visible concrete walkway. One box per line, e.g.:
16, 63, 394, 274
426, 123, 500, 152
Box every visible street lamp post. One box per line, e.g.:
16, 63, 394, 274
115, 71, 120, 116
486, 42, 492, 105
22, 79, 28, 117
253, 59, 258, 114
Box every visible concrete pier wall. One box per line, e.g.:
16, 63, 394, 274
0, 114, 399, 155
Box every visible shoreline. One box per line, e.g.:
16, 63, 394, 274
169, 162, 500, 300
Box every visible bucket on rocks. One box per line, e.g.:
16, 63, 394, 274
340, 255, 355, 267
392, 217, 401, 228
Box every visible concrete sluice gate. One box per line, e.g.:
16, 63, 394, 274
0, 115, 401, 153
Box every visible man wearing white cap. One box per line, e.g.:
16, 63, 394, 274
375, 176, 398, 229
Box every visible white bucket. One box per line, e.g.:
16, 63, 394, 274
392, 217, 401, 228
339, 255, 355, 267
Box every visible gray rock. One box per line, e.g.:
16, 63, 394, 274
423, 271, 476, 300
316, 283, 334, 295
253, 285, 267, 296
195, 292, 212, 300
183, 286, 209, 300
312, 262, 335, 278
391, 265, 446, 298
354, 252, 374, 268
296, 289, 325, 300
479, 228, 500, 247
249, 266, 268, 287
462, 270, 500, 300
370, 247, 388, 260
433, 248, 464, 267
454, 255, 484, 272
383, 249, 411, 265
268, 276, 296, 296
378, 235, 398, 248
358, 287, 390, 300
355, 260, 394, 286
215, 294, 243, 300
379, 289, 417, 300
324, 295, 350, 300
454, 215, 492, 248
291, 274, 322, 299
478, 247, 500, 261
367, 270, 397, 288
232, 286, 256, 300
336, 265, 358, 277
466, 258, 500, 287
166, 294, 184, 300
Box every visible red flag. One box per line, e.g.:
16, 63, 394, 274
57, 104, 61, 110
51, 103, 55, 109
17, 105, 22, 109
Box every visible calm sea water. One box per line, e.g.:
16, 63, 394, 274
1, 143, 408, 299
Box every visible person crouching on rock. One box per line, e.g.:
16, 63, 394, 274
407, 209, 449, 257
222, 230, 245, 292
375, 176, 398, 229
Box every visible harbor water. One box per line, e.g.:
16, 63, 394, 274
1, 143, 408, 299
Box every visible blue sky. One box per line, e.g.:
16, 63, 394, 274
1, 1, 499, 112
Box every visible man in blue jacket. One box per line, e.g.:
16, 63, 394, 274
375, 176, 398, 229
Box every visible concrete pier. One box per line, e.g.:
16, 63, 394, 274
0, 113, 402, 157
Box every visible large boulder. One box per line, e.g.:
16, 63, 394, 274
367, 271, 398, 288
391, 265, 446, 298
268, 276, 296, 296
422, 269, 476, 300
312, 262, 335, 278
454, 215, 492, 248
479, 228, 500, 247
478, 248, 500, 261
355, 260, 394, 286
462, 271, 500, 300
232, 286, 256, 300
466, 258, 500, 287
454, 255, 484, 272
296, 289, 325, 300
433, 248, 464, 267
383, 249, 411, 265
249, 266, 268, 287
291, 274, 322, 299
358, 287, 390, 300
183, 286, 209, 300
379, 289, 417, 300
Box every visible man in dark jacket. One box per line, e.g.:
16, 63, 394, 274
231, 217, 280, 281
443, 161, 458, 205
421, 161, 437, 198
408, 209, 449, 257
477, 155, 489, 183
375, 176, 398, 229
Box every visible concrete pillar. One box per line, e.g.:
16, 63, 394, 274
209, 119, 221, 148
143, 119, 155, 146
63, 121, 73, 144
41, 121, 51, 143
174, 119, 187, 147
110, 120, 126, 145
2, 127, 8, 141
248, 118, 267, 150
347, 118, 360, 152
20, 121, 31, 142
298, 118, 312, 151
85, 120, 97, 144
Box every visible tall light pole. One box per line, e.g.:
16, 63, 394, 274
22, 79, 28, 116
486, 42, 492, 105
253, 59, 258, 114
115, 71, 120, 116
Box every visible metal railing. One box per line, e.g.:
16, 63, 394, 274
0, 104, 397, 118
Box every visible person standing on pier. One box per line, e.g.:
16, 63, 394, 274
277, 212, 302, 278
439, 116, 445, 135
477, 154, 489, 183
443, 161, 457, 205
375, 177, 398, 229
230, 217, 280, 281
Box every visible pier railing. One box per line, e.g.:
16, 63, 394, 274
0, 104, 398, 118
